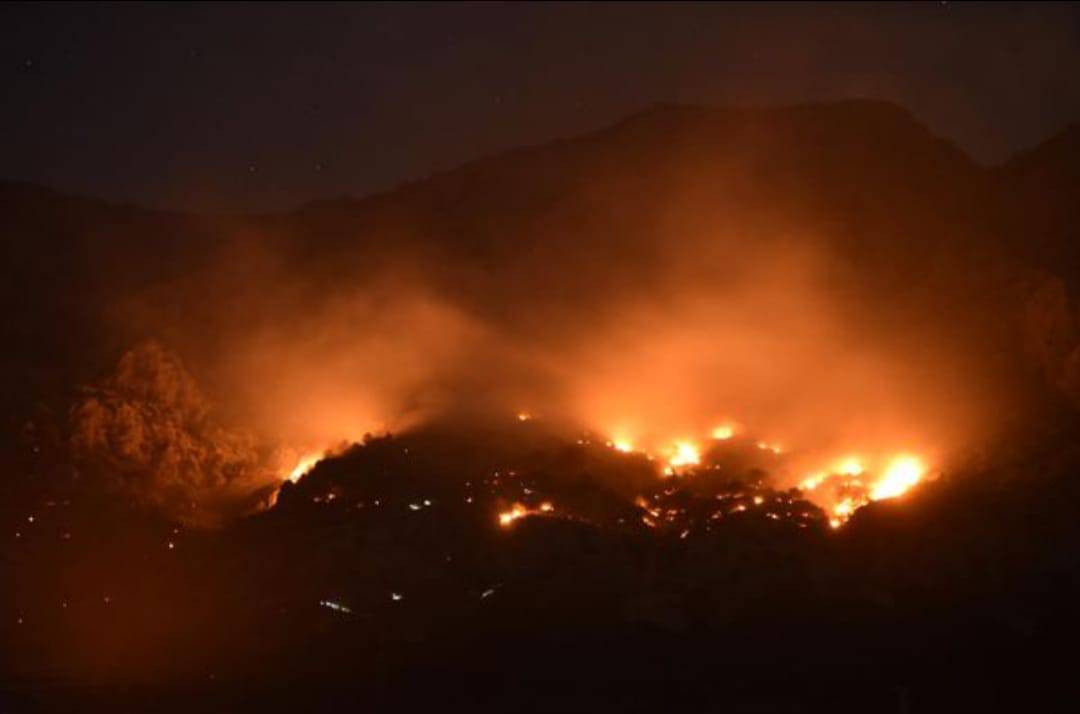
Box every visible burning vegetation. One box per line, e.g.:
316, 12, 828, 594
47, 105, 1009, 539
8, 100, 1080, 709
72, 237, 972, 531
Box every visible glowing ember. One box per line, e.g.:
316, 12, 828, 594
612, 438, 635, 453
498, 507, 523, 527
516, 412, 532, 422
870, 455, 924, 501
320, 599, 352, 614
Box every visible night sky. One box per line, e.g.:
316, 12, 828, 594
3, 2, 1080, 212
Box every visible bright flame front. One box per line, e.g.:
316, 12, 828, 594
870, 455, 924, 501
286, 452, 323, 483
498, 502, 555, 528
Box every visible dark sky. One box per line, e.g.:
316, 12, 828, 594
3, 2, 1080, 212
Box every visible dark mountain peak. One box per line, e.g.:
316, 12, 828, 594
292, 99, 977, 222
614, 97, 921, 126
0, 179, 104, 211
993, 122, 1080, 282
0, 178, 195, 222
597, 98, 941, 147
1002, 122, 1080, 184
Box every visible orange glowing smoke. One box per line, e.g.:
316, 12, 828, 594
834, 457, 864, 477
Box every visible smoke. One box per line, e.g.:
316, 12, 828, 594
79, 106, 1020, 521
561, 247, 977, 477
86, 228, 994, 523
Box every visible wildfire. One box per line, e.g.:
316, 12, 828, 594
800, 472, 827, 491
498, 501, 554, 528
870, 455, 924, 501
802, 453, 928, 527
592, 416, 932, 527
286, 452, 323, 483
664, 440, 701, 474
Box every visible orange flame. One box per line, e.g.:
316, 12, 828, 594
498, 502, 555, 528
286, 452, 323, 483
870, 455, 924, 501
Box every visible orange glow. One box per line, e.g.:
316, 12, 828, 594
100, 155, 995, 530
834, 457, 864, 476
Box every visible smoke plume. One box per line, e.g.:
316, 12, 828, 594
76, 104, 1030, 522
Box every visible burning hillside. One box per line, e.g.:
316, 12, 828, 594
61, 104, 1000, 526
5, 101, 1080, 711
70, 336, 935, 530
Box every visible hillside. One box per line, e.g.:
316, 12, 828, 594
7, 99, 1080, 712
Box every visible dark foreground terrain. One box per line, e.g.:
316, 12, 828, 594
5, 414, 1080, 712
